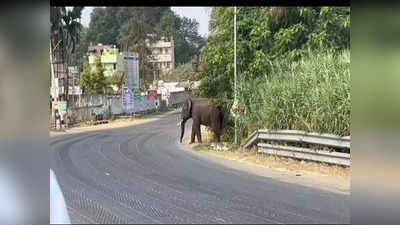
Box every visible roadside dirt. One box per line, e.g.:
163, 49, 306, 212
180, 129, 350, 194
49, 109, 178, 137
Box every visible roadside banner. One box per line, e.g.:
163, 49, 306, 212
59, 101, 67, 115
147, 90, 157, 100
133, 89, 142, 100
122, 87, 134, 112
93, 106, 104, 116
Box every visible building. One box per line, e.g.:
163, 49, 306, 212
50, 63, 81, 101
148, 36, 175, 75
66, 66, 82, 101
87, 44, 140, 92
88, 44, 120, 77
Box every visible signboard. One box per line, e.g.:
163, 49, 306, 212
59, 101, 67, 115
147, 90, 158, 100
93, 106, 104, 116
122, 87, 134, 111
133, 89, 142, 100
120, 52, 139, 90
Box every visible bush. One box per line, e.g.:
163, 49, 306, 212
164, 63, 197, 82
236, 49, 350, 141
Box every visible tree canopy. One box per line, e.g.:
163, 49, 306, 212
197, 7, 350, 104
50, 6, 84, 65
196, 7, 350, 141
84, 7, 204, 65
79, 7, 205, 90
80, 56, 106, 94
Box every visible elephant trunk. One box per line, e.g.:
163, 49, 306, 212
180, 119, 187, 143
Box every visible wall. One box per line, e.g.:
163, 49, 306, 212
67, 91, 192, 125
167, 91, 193, 107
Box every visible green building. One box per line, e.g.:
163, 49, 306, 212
88, 44, 122, 77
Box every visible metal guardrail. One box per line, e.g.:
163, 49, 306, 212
258, 143, 350, 166
244, 129, 351, 166
244, 129, 350, 149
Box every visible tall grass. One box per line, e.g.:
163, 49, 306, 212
237, 49, 350, 141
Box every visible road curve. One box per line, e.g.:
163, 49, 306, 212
50, 112, 350, 224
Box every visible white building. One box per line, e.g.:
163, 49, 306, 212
50, 64, 81, 101
148, 36, 175, 75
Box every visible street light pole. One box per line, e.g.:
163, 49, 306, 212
234, 6, 237, 145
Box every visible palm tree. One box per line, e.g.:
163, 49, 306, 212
63, 7, 84, 63
50, 7, 83, 102
50, 7, 65, 101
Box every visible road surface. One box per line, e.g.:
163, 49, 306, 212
50, 112, 350, 224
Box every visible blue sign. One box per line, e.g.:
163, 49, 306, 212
93, 106, 104, 116
59, 101, 67, 114
122, 87, 134, 111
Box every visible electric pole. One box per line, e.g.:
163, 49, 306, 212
234, 6, 238, 145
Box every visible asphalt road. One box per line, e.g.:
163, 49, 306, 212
50, 112, 350, 224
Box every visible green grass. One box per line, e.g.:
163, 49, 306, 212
50, 128, 66, 132
192, 144, 212, 152
237, 49, 350, 139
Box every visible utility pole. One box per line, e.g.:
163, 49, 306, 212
234, 6, 238, 145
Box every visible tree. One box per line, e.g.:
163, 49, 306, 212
155, 10, 179, 40
175, 16, 205, 64
50, 7, 84, 101
82, 7, 205, 88
85, 7, 204, 66
79, 60, 92, 94
80, 56, 105, 94
197, 7, 350, 141
62, 7, 84, 60
76, 26, 89, 67
156, 10, 205, 65
107, 72, 125, 94
130, 42, 157, 91
118, 16, 154, 51
164, 63, 197, 82
86, 7, 169, 48
86, 8, 114, 45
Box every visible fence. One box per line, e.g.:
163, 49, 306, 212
64, 91, 192, 126
244, 129, 351, 166
166, 91, 193, 108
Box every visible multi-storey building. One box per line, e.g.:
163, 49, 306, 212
148, 36, 175, 75
87, 44, 140, 91
88, 44, 119, 77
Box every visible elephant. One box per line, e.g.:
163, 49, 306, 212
179, 98, 224, 144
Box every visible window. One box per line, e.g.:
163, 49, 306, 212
113, 63, 116, 70
165, 48, 169, 54
74, 77, 79, 86
167, 62, 170, 69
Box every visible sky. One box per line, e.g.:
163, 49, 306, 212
79, 7, 212, 37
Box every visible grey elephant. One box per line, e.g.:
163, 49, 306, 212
179, 98, 224, 144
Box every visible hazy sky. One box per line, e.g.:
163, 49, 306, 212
79, 7, 211, 37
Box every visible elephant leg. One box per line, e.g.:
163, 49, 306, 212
197, 125, 202, 143
216, 133, 221, 142
212, 127, 221, 143
190, 120, 201, 144
190, 125, 196, 144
